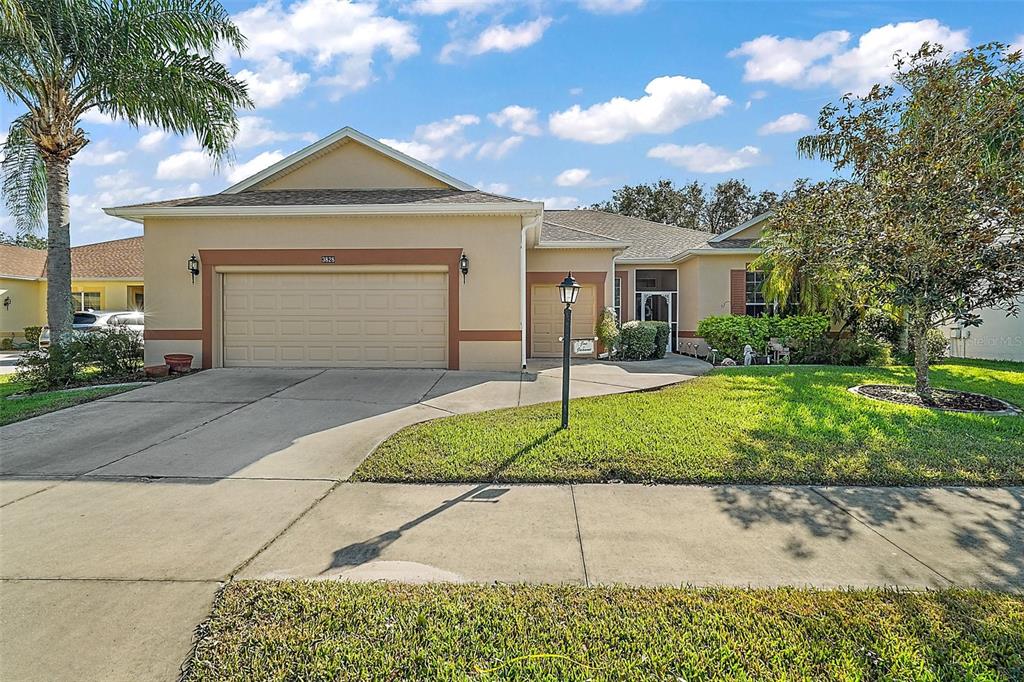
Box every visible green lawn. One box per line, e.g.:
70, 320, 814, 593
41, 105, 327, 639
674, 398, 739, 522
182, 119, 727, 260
355, 359, 1024, 486
0, 373, 138, 426
185, 582, 1024, 681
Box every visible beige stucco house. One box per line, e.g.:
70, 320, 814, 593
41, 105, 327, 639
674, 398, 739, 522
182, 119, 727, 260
106, 127, 768, 371
0, 237, 144, 343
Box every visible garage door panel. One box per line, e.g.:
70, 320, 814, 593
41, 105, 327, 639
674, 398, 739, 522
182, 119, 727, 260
222, 272, 448, 368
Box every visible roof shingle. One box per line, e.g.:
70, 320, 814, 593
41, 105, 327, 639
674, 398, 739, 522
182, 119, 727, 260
114, 188, 527, 211
543, 210, 713, 260
0, 237, 143, 279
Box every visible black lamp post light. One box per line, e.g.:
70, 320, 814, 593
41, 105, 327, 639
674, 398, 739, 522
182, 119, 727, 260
459, 252, 469, 283
187, 254, 200, 284
557, 272, 581, 429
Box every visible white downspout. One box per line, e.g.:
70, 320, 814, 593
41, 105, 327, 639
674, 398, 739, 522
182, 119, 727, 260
521, 212, 542, 369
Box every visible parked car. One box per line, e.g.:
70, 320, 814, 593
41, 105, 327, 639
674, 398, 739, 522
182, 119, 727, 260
39, 311, 144, 349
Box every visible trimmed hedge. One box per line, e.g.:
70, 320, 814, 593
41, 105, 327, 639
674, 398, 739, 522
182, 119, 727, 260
696, 314, 830, 363
619, 321, 669, 360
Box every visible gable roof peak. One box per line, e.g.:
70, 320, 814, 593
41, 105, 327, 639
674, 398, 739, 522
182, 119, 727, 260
222, 126, 475, 194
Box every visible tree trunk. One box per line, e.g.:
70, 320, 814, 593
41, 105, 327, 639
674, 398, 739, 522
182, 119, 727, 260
911, 324, 933, 402
44, 156, 73, 344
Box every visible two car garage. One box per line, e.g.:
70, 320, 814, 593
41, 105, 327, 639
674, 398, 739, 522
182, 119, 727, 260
221, 271, 449, 368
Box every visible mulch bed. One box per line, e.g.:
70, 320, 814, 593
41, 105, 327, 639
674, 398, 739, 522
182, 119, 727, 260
852, 384, 1019, 414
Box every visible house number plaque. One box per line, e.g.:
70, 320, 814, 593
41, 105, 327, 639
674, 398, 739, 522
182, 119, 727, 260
321, 255, 336, 263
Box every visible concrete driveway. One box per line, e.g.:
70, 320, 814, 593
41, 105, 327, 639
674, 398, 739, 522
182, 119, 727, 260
0, 357, 708, 681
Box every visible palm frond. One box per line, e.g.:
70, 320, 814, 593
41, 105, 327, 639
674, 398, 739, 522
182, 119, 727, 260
1, 115, 45, 233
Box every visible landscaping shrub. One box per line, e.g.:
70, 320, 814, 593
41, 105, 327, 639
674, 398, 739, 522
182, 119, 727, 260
84, 327, 144, 377
862, 309, 904, 347
15, 327, 143, 391
0, 336, 13, 351
16, 343, 90, 390
697, 315, 828, 362
830, 332, 893, 366
618, 321, 658, 360
595, 307, 619, 357
23, 326, 41, 347
649, 321, 670, 359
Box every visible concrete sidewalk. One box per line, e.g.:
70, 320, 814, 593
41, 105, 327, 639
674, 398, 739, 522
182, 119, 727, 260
238, 483, 1024, 590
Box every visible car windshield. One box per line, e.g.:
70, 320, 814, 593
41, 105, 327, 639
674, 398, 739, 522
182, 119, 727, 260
73, 313, 97, 325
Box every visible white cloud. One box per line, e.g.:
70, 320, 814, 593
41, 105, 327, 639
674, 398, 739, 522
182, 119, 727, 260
226, 150, 287, 184
380, 114, 480, 164
94, 170, 136, 190
406, 0, 503, 14
729, 20, 969, 94
1013, 35, 1024, 52
476, 135, 524, 160
232, 0, 419, 102
235, 116, 317, 149
757, 112, 812, 135
442, 17, 552, 61
555, 168, 590, 186
549, 75, 730, 144
136, 130, 168, 152
579, 0, 644, 14
475, 181, 510, 194
488, 105, 542, 136
648, 143, 763, 173
236, 57, 311, 108
79, 109, 118, 125
569, 87, 583, 96
75, 140, 128, 166
156, 150, 216, 180
530, 196, 579, 209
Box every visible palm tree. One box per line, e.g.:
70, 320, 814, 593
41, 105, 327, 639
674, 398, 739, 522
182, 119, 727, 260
1, 0, 250, 363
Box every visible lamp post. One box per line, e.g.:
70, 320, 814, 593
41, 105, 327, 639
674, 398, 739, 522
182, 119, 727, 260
557, 272, 581, 429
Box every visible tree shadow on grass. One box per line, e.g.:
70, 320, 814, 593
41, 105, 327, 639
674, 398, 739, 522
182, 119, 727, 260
324, 428, 560, 573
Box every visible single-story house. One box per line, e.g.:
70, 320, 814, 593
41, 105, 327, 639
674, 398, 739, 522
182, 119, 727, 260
0, 237, 144, 343
105, 127, 768, 371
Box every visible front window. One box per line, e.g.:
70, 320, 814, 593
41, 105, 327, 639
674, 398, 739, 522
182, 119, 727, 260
745, 270, 766, 317
73, 292, 101, 312
613, 277, 622, 322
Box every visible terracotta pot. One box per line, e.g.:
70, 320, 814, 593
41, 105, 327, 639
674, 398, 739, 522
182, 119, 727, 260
145, 364, 170, 378
163, 353, 194, 374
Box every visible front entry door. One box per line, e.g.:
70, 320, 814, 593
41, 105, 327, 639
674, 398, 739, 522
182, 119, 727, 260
639, 292, 675, 353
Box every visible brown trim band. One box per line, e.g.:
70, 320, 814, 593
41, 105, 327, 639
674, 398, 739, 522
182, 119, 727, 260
676, 330, 699, 338
198, 248, 463, 370
525, 271, 606, 358
460, 330, 521, 341
145, 329, 203, 341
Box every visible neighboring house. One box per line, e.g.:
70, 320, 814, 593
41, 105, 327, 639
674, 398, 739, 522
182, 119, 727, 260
0, 237, 144, 343
946, 305, 1024, 362
104, 127, 767, 371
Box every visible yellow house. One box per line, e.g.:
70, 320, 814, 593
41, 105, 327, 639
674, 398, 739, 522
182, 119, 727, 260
0, 237, 144, 343
104, 127, 768, 371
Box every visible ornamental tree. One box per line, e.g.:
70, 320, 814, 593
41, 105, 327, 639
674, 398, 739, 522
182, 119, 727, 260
760, 42, 1024, 399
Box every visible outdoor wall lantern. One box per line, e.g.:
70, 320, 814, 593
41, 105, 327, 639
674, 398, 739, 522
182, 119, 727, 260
459, 252, 469, 283
187, 254, 200, 285
3, 296, 11, 310
557, 272, 581, 429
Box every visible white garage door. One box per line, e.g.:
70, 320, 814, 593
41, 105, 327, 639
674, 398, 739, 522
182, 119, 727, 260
222, 272, 448, 367
531, 283, 596, 358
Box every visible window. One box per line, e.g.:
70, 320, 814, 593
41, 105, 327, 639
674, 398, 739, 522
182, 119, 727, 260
73, 292, 101, 312
73, 313, 97, 326
745, 270, 766, 317
613, 277, 622, 322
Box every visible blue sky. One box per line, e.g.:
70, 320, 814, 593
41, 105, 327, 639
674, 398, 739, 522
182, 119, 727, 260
2, 0, 1021, 245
